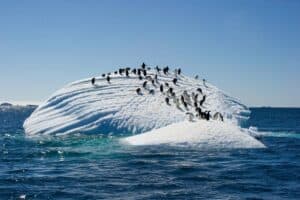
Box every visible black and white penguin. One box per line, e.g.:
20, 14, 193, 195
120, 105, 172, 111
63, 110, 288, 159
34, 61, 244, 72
173, 78, 178, 85
165, 97, 170, 105
155, 66, 161, 73
143, 81, 147, 88
141, 62, 146, 69
160, 84, 164, 92
200, 95, 206, 106
126, 70, 129, 77
143, 69, 147, 76
149, 89, 155, 95
106, 76, 111, 83
197, 88, 202, 94
91, 77, 96, 85
139, 75, 143, 80
102, 74, 106, 77
178, 68, 181, 75
132, 68, 137, 74
136, 88, 141, 95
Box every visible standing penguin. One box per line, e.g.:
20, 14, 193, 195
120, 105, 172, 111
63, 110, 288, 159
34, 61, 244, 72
178, 68, 181, 75
106, 76, 111, 83
173, 78, 178, 85
136, 88, 141, 95
141, 62, 146, 69
160, 84, 164, 92
165, 97, 170, 105
200, 95, 206, 106
91, 77, 96, 85
126, 70, 129, 77
143, 81, 147, 88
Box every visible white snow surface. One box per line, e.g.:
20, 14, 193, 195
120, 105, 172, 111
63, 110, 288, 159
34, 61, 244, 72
123, 120, 265, 148
23, 68, 257, 147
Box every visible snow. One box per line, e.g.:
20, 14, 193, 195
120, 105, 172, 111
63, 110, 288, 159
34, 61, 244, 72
23, 67, 262, 148
122, 120, 265, 148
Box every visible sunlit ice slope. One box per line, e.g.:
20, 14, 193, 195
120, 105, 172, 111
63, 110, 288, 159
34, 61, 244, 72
24, 67, 250, 137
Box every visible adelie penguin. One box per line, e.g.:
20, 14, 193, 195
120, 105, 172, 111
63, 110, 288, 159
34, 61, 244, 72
91, 77, 96, 85
178, 68, 181, 75
142, 69, 147, 76
149, 89, 155, 95
143, 81, 147, 88
102, 74, 106, 77
165, 97, 170, 105
163, 66, 169, 75
138, 75, 143, 80
197, 88, 202, 94
172, 78, 178, 85
126, 70, 129, 77
200, 95, 206, 106
132, 68, 137, 74
155, 66, 161, 73
106, 76, 111, 83
141, 62, 146, 69
136, 88, 141, 95
160, 84, 164, 92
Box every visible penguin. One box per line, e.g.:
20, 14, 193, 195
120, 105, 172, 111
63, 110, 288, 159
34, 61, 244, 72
173, 78, 178, 85
197, 88, 202, 94
126, 67, 131, 71
91, 77, 96, 85
151, 79, 155, 86
195, 75, 199, 79
160, 84, 164, 92
165, 97, 170, 105
143, 69, 147, 76
102, 74, 106, 77
205, 111, 211, 121
119, 68, 123, 75
114, 71, 118, 75
165, 82, 169, 88
194, 94, 199, 102
143, 81, 147, 88
137, 69, 141, 76
178, 68, 181, 75
200, 95, 206, 106
194, 102, 198, 108
132, 68, 137, 74
136, 88, 141, 95
168, 87, 173, 94
183, 101, 188, 109
155, 66, 161, 73
106, 76, 111, 83
149, 89, 155, 95
141, 62, 146, 69
186, 112, 194, 121
126, 70, 129, 77
163, 66, 169, 75
139, 75, 143, 80
154, 74, 158, 83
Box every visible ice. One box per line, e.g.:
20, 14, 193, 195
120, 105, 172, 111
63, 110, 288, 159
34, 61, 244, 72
24, 67, 253, 148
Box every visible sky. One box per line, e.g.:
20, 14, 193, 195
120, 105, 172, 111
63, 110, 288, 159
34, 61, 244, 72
0, 0, 299, 107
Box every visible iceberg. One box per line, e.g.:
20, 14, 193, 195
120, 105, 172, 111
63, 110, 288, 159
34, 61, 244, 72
23, 66, 264, 148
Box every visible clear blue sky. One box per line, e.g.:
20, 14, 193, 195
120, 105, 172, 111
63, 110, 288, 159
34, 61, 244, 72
0, 0, 299, 107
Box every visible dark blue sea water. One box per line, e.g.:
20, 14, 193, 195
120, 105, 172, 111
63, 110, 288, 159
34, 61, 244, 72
1, 106, 300, 199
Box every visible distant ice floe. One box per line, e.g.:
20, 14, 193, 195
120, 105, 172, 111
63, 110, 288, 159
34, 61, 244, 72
23, 66, 262, 148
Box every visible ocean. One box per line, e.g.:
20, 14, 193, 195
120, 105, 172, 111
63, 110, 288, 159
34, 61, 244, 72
1, 106, 299, 199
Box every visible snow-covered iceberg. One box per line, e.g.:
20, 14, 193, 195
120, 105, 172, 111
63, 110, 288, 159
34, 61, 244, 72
23, 66, 263, 148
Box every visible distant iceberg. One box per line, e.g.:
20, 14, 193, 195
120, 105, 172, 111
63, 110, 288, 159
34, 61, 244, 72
23, 66, 263, 148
